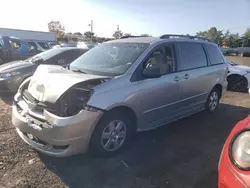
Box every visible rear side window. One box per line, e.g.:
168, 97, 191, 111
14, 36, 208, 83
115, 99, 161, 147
177, 43, 207, 71
205, 44, 224, 65
28, 42, 38, 51
9, 39, 21, 50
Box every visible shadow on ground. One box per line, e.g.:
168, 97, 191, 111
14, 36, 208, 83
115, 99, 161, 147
0, 92, 15, 105
39, 104, 250, 188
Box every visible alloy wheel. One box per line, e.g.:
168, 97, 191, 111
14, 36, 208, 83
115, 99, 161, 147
209, 91, 219, 111
101, 120, 127, 152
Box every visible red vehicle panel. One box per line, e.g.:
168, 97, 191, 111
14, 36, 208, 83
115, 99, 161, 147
218, 115, 250, 188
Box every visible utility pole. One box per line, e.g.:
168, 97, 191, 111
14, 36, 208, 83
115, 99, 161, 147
88, 20, 93, 42
117, 25, 119, 31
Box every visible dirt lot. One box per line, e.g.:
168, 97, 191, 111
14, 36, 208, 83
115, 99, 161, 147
1, 57, 250, 188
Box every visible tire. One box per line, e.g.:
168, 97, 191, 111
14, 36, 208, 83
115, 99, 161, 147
205, 88, 220, 113
90, 110, 134, 157
227, 75, 248, 92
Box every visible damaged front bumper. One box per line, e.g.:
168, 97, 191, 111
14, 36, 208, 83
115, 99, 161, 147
12, 92, 103, 157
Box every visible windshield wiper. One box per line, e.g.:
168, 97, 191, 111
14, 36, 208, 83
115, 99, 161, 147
71, 69, 87, 74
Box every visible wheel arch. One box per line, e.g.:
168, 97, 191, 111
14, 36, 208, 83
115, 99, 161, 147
212, 83, 223, 98
106, 105, 137, 132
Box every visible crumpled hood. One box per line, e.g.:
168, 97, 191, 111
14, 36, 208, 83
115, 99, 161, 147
28, 65, 108, 103
0, 60, 33, 72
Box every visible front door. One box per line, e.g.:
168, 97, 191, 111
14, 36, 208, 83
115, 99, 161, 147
128, 43, 182, 130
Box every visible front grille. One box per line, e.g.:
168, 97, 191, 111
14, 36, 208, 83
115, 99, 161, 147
22, 89, 56, 114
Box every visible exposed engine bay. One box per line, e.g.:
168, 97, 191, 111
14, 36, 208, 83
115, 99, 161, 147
18, 65, 110, 117
20, 78, 106, 117
50, 80, 105, 117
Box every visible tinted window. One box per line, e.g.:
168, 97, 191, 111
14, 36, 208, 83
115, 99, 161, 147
205, 44, 224, 65
178, 43, 207, 71
29, 49, 64, 63
53, 49, 85, 65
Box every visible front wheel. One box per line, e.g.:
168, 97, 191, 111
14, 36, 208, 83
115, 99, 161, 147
205, 88, 220, 113
90, 111, 133, 157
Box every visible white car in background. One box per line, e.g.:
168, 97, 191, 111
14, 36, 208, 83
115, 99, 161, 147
226, 60, 250, 92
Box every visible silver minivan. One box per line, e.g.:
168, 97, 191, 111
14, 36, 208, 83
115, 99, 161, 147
12, 35, 228, 157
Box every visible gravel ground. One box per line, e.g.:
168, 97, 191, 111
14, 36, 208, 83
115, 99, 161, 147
1, 56, 250, 188
1, 92, 250, 188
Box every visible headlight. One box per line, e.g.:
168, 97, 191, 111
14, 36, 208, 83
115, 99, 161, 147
0, 71, 20, 78
230, 129, 250, 170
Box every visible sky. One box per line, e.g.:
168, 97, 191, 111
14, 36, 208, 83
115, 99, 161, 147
0, 0, 249, 38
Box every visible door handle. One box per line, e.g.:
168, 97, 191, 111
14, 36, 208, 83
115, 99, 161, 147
183, 74, 190, 79
174, 76, 182, 82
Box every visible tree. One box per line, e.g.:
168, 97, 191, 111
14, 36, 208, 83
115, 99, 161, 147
48, 20, 65, 38
242, 28, 250, 47
244, 28, 250, 39
74, 32, 82, 35
124, 33, 132, 37
72, 37, 78, 42
84, 31, 95, 40
196, 27, 223, 45
113, 30, 123, 39
140, 34, 151, 37
221, 30, 240, 48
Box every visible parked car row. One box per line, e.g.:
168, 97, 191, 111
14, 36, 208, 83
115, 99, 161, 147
221, 47, 250, 57
27, 41, 51, 52
0, 47, 88, 92
0, 36, 38, 64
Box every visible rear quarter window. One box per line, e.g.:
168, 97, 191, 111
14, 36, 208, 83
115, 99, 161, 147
205, 44, 224, 65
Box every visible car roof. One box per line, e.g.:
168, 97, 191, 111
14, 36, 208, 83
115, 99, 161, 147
106, 37, 159, 44
105, 35, 216, 45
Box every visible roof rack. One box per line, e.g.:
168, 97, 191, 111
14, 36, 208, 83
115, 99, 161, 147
160, 34, 212, 42
120, 36, 146, 39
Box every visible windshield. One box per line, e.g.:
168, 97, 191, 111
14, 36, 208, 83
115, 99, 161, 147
27, 49, 63, 63
38, 42, 51, 49
70, 43, 149, 76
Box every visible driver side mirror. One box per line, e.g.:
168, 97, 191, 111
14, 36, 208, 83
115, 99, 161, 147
142, 67, 162, 78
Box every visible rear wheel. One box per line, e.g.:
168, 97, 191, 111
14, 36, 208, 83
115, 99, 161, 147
90, 111, 134, 157
205, 88, 220, 113
227, 75, 248, 92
